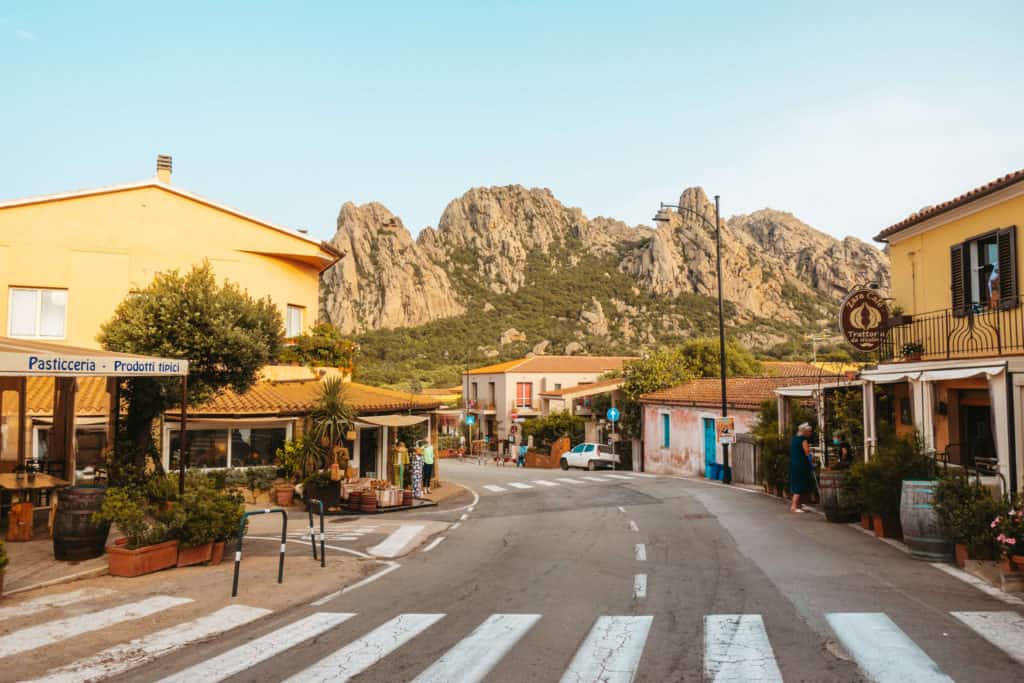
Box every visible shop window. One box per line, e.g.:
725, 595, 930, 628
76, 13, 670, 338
170, 429, 228, 469
9, 287, 67, 339
231, 427, 286, 467
35, 426, 106, 473
286, 304, 304, 337
515, 382, 533, 408
951, 226, 1017, 315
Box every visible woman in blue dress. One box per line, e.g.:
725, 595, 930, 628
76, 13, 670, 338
789, 423, 813, 513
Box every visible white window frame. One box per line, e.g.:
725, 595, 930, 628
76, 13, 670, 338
8, 287, 68, 340
161, 419, 295, 470
285, 304, 304, 337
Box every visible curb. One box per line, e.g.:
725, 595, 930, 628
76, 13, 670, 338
5, 565, 109, 596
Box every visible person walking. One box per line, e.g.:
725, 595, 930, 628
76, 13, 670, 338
410, 446, 425, 499
517, 442, 527, 468
790, 423, 814, 513
422, 439, 435, 495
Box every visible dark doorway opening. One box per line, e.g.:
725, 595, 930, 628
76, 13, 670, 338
359, 428, 379, 478
960, 403, 994, 468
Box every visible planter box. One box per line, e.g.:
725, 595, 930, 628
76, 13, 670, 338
177, 542, 214, 567
107, 540, 180, 578
210, 541, 226, 566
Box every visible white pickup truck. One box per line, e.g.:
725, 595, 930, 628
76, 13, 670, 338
560, 442, 620, 471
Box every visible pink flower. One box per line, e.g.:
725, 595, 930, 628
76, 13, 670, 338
992, 518, 1001, 528
998, 534, 1007, 543
1009, 538, 1018, 545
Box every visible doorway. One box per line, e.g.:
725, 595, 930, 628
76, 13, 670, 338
959, 403, 994, 467
359, 428, 379, 478
703, 418, 717, 478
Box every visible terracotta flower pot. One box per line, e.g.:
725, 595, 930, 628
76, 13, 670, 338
107, 540, 179, 578
275, 485, 295, 506
1000, 557, 1014, 574
1014, 555, 1024, 571
955, 544, 968, 568
861, 513, 873, 530
209, 541, 226, 566
177, 542, 214, 567
873, 514, 902, 539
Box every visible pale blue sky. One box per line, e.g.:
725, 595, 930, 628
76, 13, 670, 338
2, 2, 1022, 244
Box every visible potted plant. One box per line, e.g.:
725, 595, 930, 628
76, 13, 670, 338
245, 467, 277, 505
850, 433, 933, 540
935, 474, 1003, 568
210, 488, 245, 565
94, 488, 178, 578
901, 341, 924, 362
887, 304, 912, 327
173, 485, 220, 567
0, 539, 8, 596
993, 507, 1024, 573
276, 433, 324, 505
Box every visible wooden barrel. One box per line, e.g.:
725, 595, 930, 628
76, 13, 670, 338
348, 491, 362, 510
819, 470, 859, 523
53, 486, 111, 560
360, 490, 378, 512
899, 480, 953, 561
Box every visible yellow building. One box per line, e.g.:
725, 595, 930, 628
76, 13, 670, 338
0, 155, 340, 348
865, 168, 1024, 494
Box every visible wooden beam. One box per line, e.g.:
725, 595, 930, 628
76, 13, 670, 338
17, 377, 26, 467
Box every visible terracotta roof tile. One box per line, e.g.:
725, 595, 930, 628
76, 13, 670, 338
639, 375, 824, 411
539, 377, 624, 397
875, 168, 1024, 242
762, 361, 825, 377
189, 380, 442, 416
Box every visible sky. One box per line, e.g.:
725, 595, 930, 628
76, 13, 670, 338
2, 1, 1023, 245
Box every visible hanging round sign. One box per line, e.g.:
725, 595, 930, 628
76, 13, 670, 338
839, 288, 889, 351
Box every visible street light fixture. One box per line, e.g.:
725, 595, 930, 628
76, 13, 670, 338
653, 194, 732, 484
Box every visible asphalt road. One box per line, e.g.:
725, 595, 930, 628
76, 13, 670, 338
122, 460, 1024, 682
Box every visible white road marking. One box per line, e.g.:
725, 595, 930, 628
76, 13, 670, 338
0, 588, 115, 621
534, 480, 559, 487
605, 474, 635, 480
704, 614, 783, 682
32, 605, 269, 683
951, 611, 1024, 666
633, 574, 647, 599
629, 472, 658, 477
422, 537, 446, 552
285, 613, 445, 682
826, 612, 953, 682
581, 476, 606, 482
467, 506, 475, 512
367, 525, 426, 558
509, 482, 533, 489
450, 523, 461, 530
628, 521, 639, 532
158, 612, 354, 683
635, 544, 647, 561
0, 595, 192, 658
617, 506, 627, 513
483, 485, 506, 492
559, 615, 653, 683
930, 562, 1024, 606
556, 478, 583, 484
311, 560, 402, 605
460, 513, 469, 521
411, 613, 541, 683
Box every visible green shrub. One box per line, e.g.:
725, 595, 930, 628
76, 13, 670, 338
758, 436, 789, 493
244, 467, 276, 493
276, 433, 324, 481
93, 488, 172, 550
846, 432, 933, 520
224, 469, 248, 488
206, 469, 228, 490
522, 411, 585, 452
144, 474, 179, 505
0, 539, 8, 573
934, 473, 1004, 560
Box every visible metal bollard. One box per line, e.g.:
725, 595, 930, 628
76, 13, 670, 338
232, 508, 289, 598
307, 498, 326, 567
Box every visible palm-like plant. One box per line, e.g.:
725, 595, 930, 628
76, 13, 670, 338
311, 376, 357, 450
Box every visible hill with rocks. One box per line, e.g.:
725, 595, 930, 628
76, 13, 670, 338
319, 185, 889, 386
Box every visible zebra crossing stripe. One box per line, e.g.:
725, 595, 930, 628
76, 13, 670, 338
533, 480, 559, 487
28, 604, 270, 683
0, 595, 192, 658
411, 613, 541, 682
559, 616, 652, 683
508, 482, 533, 489
951, 611, 1024, 667
285, 613, 445, 682
635, 544, 647, 561
580, 476, 606, 482
826, 612, 953, 682
158, 612, 355, 683
556, 478, 583, 484
483, 485, 506, 492
604, 474, 635, 480
0, 588, 115, 621
704, 614, 783, 682
633, 574, 647, 599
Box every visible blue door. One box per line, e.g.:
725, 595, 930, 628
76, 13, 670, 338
703, 418, 717, 478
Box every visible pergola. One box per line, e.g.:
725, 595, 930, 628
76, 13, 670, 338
0, 337, 189, 484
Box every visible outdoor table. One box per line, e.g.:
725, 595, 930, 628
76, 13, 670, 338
0, 473, 71, 542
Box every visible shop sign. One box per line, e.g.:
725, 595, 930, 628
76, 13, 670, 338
839, 288, 888, 351
0, 352, 188, 377
716, 417, 735, 445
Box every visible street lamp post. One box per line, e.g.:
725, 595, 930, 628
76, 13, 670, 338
654, 194, 732, 484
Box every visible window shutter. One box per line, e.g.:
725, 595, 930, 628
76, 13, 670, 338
997, 225, 1018, 309
950, 242, 967, 317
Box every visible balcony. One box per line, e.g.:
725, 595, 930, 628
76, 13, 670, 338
881, 298, 1024, 362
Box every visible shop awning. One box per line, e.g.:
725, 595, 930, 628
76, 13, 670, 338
0, 337, 188, 377
860, 370, 921, 384
918, 365, 1005, 383
359, 414, 429, 428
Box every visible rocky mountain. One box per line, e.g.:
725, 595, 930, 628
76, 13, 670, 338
320, 185, 889, 385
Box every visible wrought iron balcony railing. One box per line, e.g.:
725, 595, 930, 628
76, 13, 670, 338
880, 298, 1024, 361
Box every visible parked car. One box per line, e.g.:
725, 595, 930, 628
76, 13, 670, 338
560, 442, 620, 470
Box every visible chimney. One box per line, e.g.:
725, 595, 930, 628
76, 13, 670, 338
156, 155, 172, 183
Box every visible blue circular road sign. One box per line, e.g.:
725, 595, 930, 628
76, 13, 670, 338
606, 407, 620, 422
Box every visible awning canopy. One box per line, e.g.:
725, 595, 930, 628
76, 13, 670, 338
918, 366, 1005, 383
358, 414, 429, 428
860, 370, 921, 384
0, 337, 188, 377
